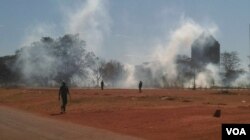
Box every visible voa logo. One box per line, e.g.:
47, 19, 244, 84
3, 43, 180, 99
226, 128, 246, 135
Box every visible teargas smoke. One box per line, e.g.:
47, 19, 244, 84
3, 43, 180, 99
8, 0, 249, 88
13, 19, 223, 88
185, 64, 222, 88
231, 73, 250, 88
129, 19, 221, 88
13, 0, 110, 87
14, 34, 97, 87
65, 0, 111, 54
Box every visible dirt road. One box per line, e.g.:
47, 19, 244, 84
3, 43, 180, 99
0, 106, 142, 140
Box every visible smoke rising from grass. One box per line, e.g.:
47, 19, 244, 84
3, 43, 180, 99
15, 0, 111, 87
17, 14, 223, 88
15, 34, 97, 87
153, 19, 205, 79
129, 18, 220, 88
185, 64, 222, 88
231, 73, 250, 88
14, 1, 249, 88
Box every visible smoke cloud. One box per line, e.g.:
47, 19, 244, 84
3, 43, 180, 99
14, 0, 111, 87
231, 73, 250, 88
15, 34, 97, 87
13, 1, 249, 88
64, 0, 111, 54
21, 0, 110, 54
128, 18, 220, 88
185, 64, 222, 88
153, 19, 204, 79
21, 23, 57, 47
16, 14, 223, 88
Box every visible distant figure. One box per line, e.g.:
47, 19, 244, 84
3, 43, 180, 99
139, 81, 143, 93
58, 82, 70, 113
101, 80, 104, 90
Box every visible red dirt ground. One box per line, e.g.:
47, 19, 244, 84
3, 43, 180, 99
0, 88, 250, 140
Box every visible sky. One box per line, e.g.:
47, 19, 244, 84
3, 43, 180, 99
0, 0, 250, 68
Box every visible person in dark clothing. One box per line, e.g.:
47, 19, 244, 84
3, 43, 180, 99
101, 80, 104, 90
58, 82, 70, 113
139, 81, 143, 93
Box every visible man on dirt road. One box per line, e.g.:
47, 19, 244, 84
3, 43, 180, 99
101, 80, 104, 90
59, 81, 71, 113
139, 81, 143, 93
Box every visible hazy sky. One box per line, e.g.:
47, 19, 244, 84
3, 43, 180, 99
0, 0, 250, 67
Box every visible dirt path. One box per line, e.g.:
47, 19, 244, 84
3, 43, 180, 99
0, 106, 143, 140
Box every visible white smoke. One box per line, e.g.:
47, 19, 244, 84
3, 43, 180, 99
16, 40, 57, 86
21, 0, 110, 53
15, 0, 111, 87
21, 23, 56, 47
123, 64, 137, 88
126, 18, 220, 88
231, 73, 250, 88
152, 19, 204, 79
186, 63, 222, 88
17, 1, 230, 88
15, 34, 99, 87
64, 0, 111, 54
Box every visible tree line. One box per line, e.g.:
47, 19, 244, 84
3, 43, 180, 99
0, 34, 248, 88
0, 34, 127, 87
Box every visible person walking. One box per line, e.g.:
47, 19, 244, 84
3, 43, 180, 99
139, 81, 143, 93
101, 80, 104, 90
59, 81, 70, 113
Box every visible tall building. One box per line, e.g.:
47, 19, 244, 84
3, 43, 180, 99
191, 32, 220, 68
